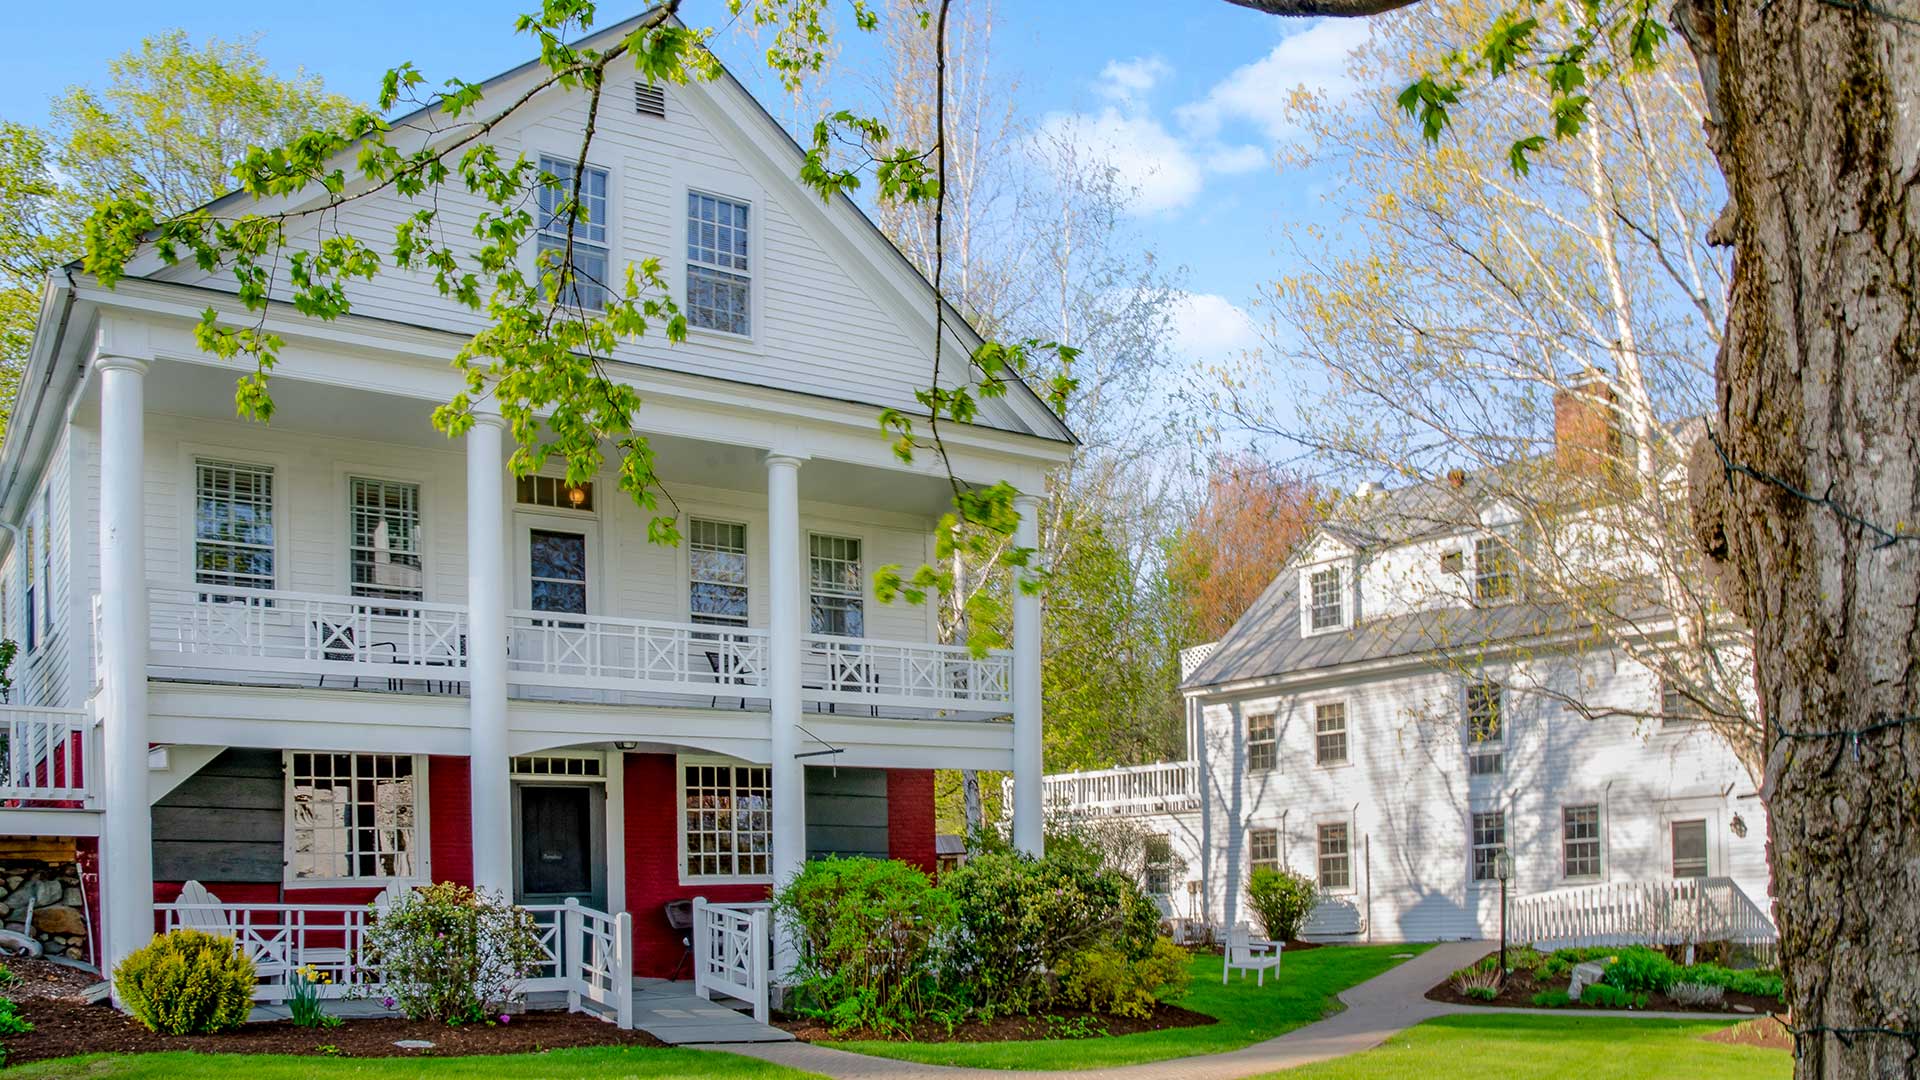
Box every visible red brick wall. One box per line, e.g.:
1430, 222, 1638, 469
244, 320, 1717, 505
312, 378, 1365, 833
427, 756, 474, 887
622, 752, 769, 978
886, 768, 937, 874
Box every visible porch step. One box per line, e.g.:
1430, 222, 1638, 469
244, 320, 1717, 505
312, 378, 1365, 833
630, 979, 793, 1044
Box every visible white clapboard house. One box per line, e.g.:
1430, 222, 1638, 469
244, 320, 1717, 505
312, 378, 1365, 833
0, 12, 1063, 1015
1038, 391, 1775, 951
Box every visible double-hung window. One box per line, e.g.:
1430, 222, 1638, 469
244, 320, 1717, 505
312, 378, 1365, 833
689, 519, 749, 627
808, 534, 864, 637
686, 192, 750, 335
195, 459, 276, 592
1248, 827, 1279, 874
1466, 679, 1505, 775
1660, 678, 1702, 727
1471, 810, 1506, 883
1315, 702, 1349, 766
288, 752, 418, 881
1563, 804, 1602, 879
1307, 565, 1344, 631
1144, 834, 1174, 896
537, 155, 611, 311
349, 477, 423, 602
683, 760, 771, 879
1247, 712, 1277, 772
1670, 819, 1709, 879
1318, 822, 1352, 890
1473, 535, 1517, 602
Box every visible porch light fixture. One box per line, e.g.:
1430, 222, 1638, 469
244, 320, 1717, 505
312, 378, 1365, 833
566, 484, 589, 508
1495, 851, 1514, 978
1731, 813, 1748, 838
615, 740, 638, 750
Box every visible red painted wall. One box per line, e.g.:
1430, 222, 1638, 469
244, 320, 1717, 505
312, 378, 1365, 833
622, 752, 768, 978
427, 756, 474, 887
886, 769, 938, 874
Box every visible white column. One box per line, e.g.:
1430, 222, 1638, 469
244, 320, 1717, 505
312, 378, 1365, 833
765, 454, 805, 927
97, 355, 153, 980
466, 412, 512, 896
1011, 492, 1044, 856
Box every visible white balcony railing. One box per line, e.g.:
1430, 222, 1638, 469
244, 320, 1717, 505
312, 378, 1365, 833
148, 584, 470, 684
801, 634, 1011, 711
1014, 760, 1201, 819
0, 706, 94, 806
1509, 876, 1778, 959
692, 897, 770, 1024
507, 611, 769, 697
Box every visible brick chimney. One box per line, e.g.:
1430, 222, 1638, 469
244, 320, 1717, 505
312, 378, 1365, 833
1554, 369, 1622, 479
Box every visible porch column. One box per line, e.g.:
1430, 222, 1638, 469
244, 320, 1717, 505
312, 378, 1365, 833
466, 411, 512, 896
765, 454, 805, 942
1011, 492, 1044, 856
97, 354, 154, 979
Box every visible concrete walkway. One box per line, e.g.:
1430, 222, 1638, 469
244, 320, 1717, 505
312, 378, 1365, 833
701, 940, 1490, 1079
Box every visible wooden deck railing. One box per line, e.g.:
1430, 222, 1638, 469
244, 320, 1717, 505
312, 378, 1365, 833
1509, 876, 1777, 958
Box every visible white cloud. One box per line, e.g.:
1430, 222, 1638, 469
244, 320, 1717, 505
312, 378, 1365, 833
1204, 144, 1270, 174
1097, 56, 1172, 103
1171, 292, 1260, 361
1035, 108, 1205, 215
1177, 19, 1371, 143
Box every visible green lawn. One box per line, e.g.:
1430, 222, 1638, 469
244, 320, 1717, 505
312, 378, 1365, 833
824, 943, 1430, 1070
5, 1047, 822, 1079
1268, 1014, 1790, 1080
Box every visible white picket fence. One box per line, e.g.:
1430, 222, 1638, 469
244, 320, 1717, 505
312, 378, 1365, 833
157, 895, 634, 1026
691, 897, 770, 1024
1509, 877, 1777, 959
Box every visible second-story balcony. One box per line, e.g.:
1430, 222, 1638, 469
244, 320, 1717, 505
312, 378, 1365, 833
1015, 760, 1202, 818
137, 584, 1011, 720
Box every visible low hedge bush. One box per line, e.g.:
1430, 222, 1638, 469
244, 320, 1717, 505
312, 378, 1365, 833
1245, 867, 1317, 943
778, 857, 956, 1036
1599, 946, 1681, 994
114, 929, 256, 1034
1578, 983, 1646, 1009
1057, 939, 1191, 1019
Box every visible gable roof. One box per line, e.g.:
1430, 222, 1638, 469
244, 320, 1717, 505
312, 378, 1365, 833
121, 8, 1074, 445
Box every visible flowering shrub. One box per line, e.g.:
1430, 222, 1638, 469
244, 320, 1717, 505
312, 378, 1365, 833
1056, 938, 1192, 1019
114, 929, 256, 1034
776, 857, 956, 1036
362, 883, 546, 1024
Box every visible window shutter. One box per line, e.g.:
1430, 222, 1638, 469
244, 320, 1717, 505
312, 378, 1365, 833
634, 81, 666, 117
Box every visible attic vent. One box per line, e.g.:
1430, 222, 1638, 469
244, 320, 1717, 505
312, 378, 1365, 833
634, 81, 667, 118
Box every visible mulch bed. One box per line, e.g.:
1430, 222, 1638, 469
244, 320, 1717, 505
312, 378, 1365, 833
1, 999, 663, 1065
777, 1001, 1216, 1044
2, 958, 102, 1003
1426, 973, 1780, 1016
1703, 1015, 1793, 1052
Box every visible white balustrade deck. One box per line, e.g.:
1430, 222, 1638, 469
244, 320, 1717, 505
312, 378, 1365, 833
1509, 876, 1778, 958
135, 585, 1010, 716
0, 705, 95, 808
1016, 760, 1202, 818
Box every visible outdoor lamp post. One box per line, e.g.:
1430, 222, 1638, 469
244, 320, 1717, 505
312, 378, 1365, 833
1495, 850, 1514, 976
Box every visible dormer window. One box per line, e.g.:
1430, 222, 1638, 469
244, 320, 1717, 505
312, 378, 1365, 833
537, 155, 611, 311
1473, 535, 1517, 603
1307, 565, 1345, 632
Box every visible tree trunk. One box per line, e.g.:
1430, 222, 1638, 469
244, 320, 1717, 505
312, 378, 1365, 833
1683, 2, 1920, 1075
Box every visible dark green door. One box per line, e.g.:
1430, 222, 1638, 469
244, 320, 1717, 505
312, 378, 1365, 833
519, 785, 594, 902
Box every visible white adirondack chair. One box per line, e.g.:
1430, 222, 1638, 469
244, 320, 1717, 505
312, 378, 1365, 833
1222, 922, 1283, 986
175, 880, 291, 982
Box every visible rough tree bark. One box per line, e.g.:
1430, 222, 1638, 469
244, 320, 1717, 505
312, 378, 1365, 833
1680, 3, 1920, 1076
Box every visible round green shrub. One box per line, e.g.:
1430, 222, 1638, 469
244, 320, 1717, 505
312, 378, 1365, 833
1057, 938, 1192, 1019
114, 928, 256, 1034
776, 856, 956, 1036
1245, 866, 1318, 942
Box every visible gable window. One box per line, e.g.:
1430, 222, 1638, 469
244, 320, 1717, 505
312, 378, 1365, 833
686, 192, 751, 335
1660, 678, 1702, 727
1466, 679, 1505, 775
1144, 834, 1174, 896
195, 459, 275, 592
1307, 565, 1345, 632
682, 760, 771, 879
349, 478, 423, 602
1314, 702, 1349, 766
1563, 804, 1602, 879
289, 752, 418, 881
1248, 827, 1279, 874
22, 516, 34, 652
1246, 712, 1277, 773
689, 519, 749, 627
537, 155, 611, 311
808, 534, 864, 637
1670, 819, 1709, 879
1318, 822, 1352, 890
1473, 535, 1517, 602
1471, 809, 1506, 883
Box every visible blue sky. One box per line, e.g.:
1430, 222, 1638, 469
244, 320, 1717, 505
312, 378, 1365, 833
1, 1, 1372, 373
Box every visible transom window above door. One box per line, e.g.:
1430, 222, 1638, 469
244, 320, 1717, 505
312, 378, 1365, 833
349, 477, 422, 601
689, 518, 748, 627
530, 529, 587, 614
195, 458, 275, 591
809, 534, 863, 637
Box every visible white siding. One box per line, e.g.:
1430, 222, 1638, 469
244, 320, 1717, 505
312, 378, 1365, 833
12, 428, 77, 708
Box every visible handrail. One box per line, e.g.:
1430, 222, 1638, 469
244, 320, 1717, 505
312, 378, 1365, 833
149, 583, 470, 676
0, 705, 94, 806
1508, 876, 1778, 956
507, 609, 769, 692
801, 634, 1012, 707
1012, 760, 1201, 818
691, 897, 770, 1024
